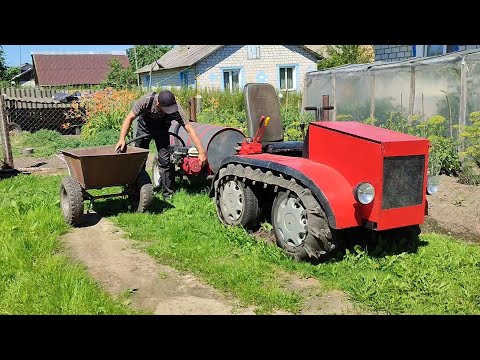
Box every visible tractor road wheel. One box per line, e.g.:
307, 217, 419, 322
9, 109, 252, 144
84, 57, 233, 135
218, 177, 260, 230
272, 191, 334, 262
60, 176, 84, 226
129, 172, 154, 213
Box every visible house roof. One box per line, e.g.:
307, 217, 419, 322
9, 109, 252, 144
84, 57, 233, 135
136, 45, 223, 74
32, 52, 129, 86
136, 45, 322, 74
11, 63, 33, 81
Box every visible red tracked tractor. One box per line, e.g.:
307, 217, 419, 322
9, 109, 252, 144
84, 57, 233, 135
157, 83, 437, 262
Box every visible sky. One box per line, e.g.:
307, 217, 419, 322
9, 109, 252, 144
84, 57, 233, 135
2, 45, 133, 67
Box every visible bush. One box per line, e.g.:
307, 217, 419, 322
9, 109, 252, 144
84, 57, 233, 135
458, 161, 480, 185
460, 112, 480, 167
67, 88, 142, 138
428, 135, 461, 176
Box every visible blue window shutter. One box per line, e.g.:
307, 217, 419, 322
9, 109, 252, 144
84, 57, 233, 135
412, 45, 416, 57
247, 45, 259, 59
453, 45, 459, 51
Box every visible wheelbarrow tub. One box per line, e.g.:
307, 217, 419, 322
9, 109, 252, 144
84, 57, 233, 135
61, 145, 150, 190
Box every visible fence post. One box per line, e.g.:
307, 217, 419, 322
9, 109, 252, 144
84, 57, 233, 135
189, 97, 197, 122
195, 94, 202, 114
408, 66, 416, 120
332, 74, 336, 121
458, 56, 468, 155
0, 95, 14, 168
370, 71, 375, 120
322, 95, 330, 121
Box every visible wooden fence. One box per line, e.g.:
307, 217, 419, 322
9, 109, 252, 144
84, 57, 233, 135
0, 87, 94, 134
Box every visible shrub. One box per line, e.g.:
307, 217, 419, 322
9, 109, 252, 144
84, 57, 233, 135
460, 112, 480, 167
458, 161, 480, 185
428, 135, 461, 176
67, 88, 142, 138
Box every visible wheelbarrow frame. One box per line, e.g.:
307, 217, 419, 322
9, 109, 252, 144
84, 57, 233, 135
59, 143, 152, 226
58, 132, 188, 226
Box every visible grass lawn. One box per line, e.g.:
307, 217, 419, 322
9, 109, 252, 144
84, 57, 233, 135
2, 174, 479, 314
10, 129, 120, 158
111, 182, 480, 315
0, 174, 137, 314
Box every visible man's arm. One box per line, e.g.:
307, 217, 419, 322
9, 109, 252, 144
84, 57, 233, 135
175, 101, 207, 166
184, 123, 207, 166
115, 111, 136, 152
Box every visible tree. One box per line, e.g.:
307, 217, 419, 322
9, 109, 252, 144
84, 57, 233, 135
317, 45, 374, 70
5, 66, 20, 80
126, 45, 173, 70
0, 46, 7, 80
102, 58, 137, 89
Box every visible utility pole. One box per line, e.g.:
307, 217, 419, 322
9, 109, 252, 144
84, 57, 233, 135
134, 45, 140, 87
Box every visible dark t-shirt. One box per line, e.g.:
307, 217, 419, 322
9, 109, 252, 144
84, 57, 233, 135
132, 92, 189, 134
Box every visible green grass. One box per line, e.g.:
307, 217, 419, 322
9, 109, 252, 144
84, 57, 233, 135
3, 174, 480, 315
0, 174, 137, 314
111, 183, 480, 315
110, 189, 303, 314
11, 129, 120, 158
290, 234, 480, 314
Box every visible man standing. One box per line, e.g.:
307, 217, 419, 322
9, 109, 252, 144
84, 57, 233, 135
115, 90, 207, 198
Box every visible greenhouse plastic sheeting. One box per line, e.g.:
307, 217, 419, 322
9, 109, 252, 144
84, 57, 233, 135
304, 48, 480, 138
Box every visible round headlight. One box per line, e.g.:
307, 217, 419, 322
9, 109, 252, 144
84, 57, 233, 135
427, 175, 439, 195
355, 182, 375, 204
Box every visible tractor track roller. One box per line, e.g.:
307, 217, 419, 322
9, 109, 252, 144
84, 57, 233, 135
215, 163, 336, 262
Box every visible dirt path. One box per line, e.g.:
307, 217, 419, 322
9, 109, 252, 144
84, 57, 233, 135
62, 213, 255, 315
426, 174, 480, 241
61, 212, 362, 315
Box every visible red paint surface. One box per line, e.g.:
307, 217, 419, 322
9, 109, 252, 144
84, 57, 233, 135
240, 154, 359, 228
241, 121, 430, 230
317, 121, 425, 143
182, 157, 202, 175
238, 141, 262, 155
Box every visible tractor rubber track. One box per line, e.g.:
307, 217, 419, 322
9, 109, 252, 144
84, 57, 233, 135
214, 163, 336, 261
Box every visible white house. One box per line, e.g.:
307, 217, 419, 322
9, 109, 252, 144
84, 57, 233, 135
136, 45, 322, 92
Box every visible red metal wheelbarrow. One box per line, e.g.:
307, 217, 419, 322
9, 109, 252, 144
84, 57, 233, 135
59, 144, 153, 226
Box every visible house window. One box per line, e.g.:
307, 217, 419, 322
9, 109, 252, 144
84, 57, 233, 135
223, 69, 240, 92
247, 45, 260, 59
179, 70, 189, 87
142, 75, 150, 87
415, 45, 460, 57
279, 66, 295, 90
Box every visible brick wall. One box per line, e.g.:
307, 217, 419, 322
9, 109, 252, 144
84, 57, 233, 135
196, 45, 318, 91
375, 45, 413, 61
141, 45, 319, 91
375, 45, 480, 62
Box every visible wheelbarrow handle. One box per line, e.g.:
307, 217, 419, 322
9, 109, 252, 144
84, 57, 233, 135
125, 134, 151, 147
116, 134, 152, 154
116, 132, 187, 153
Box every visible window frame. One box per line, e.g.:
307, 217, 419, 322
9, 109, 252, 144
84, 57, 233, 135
247, 45, 260, 59
221, 67, 242, 92
277, 64, 297, 91
142, 74, 151, 87
179, 70, 189, 87
414, 45, 459, 57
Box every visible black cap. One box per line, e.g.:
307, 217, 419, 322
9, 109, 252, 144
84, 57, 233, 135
158, 90, 179, 114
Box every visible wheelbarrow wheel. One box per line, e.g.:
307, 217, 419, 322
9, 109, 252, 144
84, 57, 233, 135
60, 176, 84, 226
129, 172, 154, 213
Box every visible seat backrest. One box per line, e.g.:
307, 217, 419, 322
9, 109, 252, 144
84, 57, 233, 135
244, 83, 284, 142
